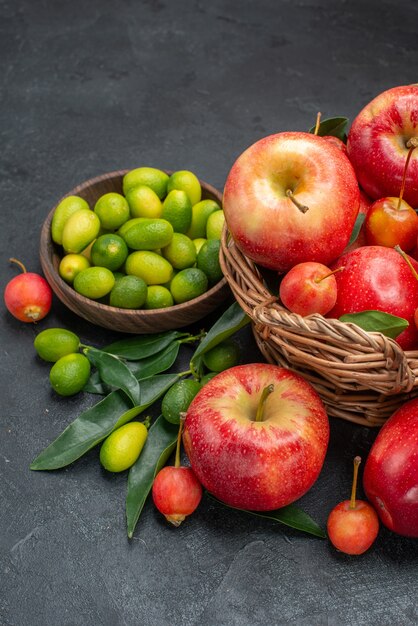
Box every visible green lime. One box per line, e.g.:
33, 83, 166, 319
125, 250, 174, 285
90, 234, 129, 271
200, 371, 218, 385
161, 190, 192, 234
186, 199, 220, 239
170, 267, 208, 304
100, 422, 148, 472
193, 238, 207, 255
94, 192, 130, 230
61, 209, 101, 254
161, 379, 202, 424
49, 353, 91, 396
202, 339, 240, 372
167, 170, 202, 206
197, 239, 223, 285
34, 328, 81, 362
51, 195, 90, 245
119, 217, 174, 250
144, 285, 174, 309
73, 266, 115, 299
125, 185, 163, 219
162, 233, 196, 270
59, 253, 91, 284
109, 275, 148, 309
206, 209, 225, 240
123, 167, 169, 200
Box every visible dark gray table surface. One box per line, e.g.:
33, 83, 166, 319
1, 1, 417, 625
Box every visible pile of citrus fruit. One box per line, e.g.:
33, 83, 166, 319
51, 167, 225, 309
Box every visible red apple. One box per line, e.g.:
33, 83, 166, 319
363, 397, 418, 537
183, 363, 329, 511
347, 84, 418, 207
223, 132, 360, 272
279, 261, 340, 316
327, 245, 418, 350
323, 135, 347, 154
365, 197, 418, 251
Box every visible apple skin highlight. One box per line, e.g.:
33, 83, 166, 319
183, 364, 329, 511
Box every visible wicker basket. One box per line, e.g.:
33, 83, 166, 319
219, 227, 418, 427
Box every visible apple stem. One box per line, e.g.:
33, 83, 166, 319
286, 189, 309, 214
314, 111, 322, 135
350, 456, 361, 509
9, 257, 27, 274
314, 266, 345, 284
255, 384, 274, 423
397, 138, 418, 210
175, 414, 186, 468
394, 244, 418, 281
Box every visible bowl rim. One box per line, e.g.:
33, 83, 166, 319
40, 169, 229, 323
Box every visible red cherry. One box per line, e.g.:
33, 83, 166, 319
152, 415, 202, 526
327, 456, 379, 555
4, 258, 52, 323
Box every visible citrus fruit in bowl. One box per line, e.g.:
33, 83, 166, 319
39, 169, 230, 333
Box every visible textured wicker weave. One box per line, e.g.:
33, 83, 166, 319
219, 227, 418, 427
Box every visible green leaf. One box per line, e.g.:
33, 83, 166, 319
126, 415, 178, 538
308, 116, 349, 141
208, 495, 326, 538
103, 331, 186, 360
84, 347, 141, 405
339, 310, 409, 339
30, 373, 181, 471
191, 302, 250, 366
347, 211, 366, 247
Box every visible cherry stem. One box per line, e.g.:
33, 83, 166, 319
9, 257, 27, 274
314, 111, 322, 135
255, 384, 274, 423
397, 138, 418, 210
175, 414, 186, 468
350, 456, 361, 509
314, 266, 345, 284
286, 189, 310, 214
394, 245, 418, 281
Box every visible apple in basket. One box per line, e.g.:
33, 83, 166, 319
222, 131, 360, 273
183, 363, 329, 511
347, 84, 418, 207
363, 396, 418, 537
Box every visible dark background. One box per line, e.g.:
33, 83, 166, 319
1, 1, 417, 625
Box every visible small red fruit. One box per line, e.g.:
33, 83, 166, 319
327, 456, 379, 555
279, 261, 343, 316
4, 258, 52, 322
152, 415, 202, 527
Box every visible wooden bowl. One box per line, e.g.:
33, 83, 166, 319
40, 170, 230, 333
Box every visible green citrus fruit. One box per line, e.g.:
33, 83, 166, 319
170, 267, 208, 304
161, 233, 196, 270
186, 199, 221, 239
73, 266, 115, 299
123, 167, 169, 200
109, 275, 148, 309
125, 251, 173, 285
94, 192, 130, 230
61, 209, 101, 254
196, 239, 223, 285
49, 353, 91, 396
200, 371, 218, 385
99, 422, 148, 472
202, 339, 240, 372
193, 238, 207, 255
125, 185, 163, 219
167, 170, 202, 206
119, 217, 173, 250
161, 190, 192, 234
34, 328, 80, 362
59, 254, 91, 284
161, 379, 202, 424
90, 234, 129, 271
144, 285, 174, 309
206, 210, 225, 240
51, 195, 90, 245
